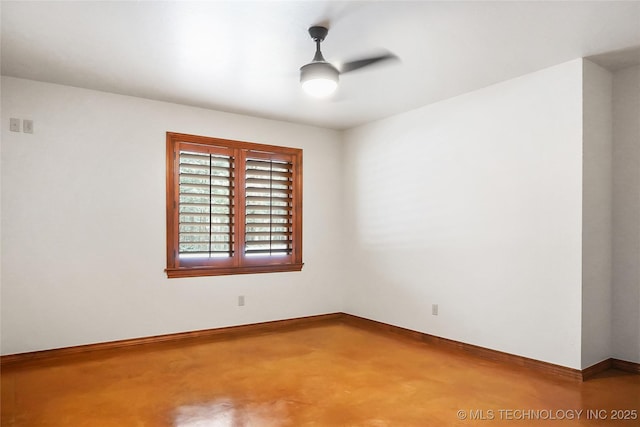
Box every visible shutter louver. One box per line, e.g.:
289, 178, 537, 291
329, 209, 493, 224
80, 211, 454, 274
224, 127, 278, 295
178, 150, 234, 258
245, 158, 293, 256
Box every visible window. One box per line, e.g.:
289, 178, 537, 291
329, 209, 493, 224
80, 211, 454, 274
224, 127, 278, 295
166, 132, 303, 278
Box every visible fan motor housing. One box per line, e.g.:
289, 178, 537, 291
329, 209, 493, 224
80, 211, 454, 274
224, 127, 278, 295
299, 61, 339, 83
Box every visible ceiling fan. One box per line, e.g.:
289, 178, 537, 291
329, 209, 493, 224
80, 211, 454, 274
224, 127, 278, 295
300, 26, 397, 98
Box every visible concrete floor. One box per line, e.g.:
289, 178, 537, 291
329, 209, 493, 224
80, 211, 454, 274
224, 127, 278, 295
2, 322, 639, 426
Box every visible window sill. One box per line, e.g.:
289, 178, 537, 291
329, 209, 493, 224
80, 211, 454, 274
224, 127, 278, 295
165, 262, 304, 278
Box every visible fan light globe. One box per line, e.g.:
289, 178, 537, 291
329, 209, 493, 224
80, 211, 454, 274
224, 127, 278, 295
302, 78, 338, 98
300, 62, 339, 98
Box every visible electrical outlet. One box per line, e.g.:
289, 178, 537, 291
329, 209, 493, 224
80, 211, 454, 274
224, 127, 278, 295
10, 118, 20, 132
432, 304, 438, 316
238, 295, 245, 307
23, 119, 34, 134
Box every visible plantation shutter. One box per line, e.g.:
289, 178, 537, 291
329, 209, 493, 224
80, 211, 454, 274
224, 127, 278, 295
166, 132, 302, 278
244, 157, 293, 256
178, 150, 234, 259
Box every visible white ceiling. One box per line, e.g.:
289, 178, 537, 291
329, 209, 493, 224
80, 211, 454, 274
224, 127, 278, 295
2, 1, 640, 130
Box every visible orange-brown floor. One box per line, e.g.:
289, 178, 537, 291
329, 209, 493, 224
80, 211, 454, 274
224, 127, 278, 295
1, 322, 639, 426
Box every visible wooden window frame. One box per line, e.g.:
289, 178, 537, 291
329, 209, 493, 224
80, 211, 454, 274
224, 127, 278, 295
166, 132, 303, 278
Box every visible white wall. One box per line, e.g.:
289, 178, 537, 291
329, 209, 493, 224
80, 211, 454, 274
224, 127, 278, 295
0, 77, 344, 355
581, 60, 613, 369
342, 60, 585, 369
612, 64, 640, 363
3, 61, 635, 368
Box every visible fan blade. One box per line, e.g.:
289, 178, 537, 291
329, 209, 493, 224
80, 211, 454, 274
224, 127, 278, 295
338, 53, 398, 74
